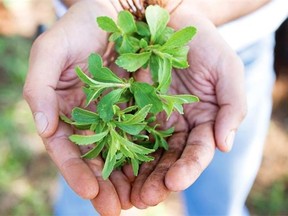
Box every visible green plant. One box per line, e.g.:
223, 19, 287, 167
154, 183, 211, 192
61, 5, 199, 179
247, 178, 288, 215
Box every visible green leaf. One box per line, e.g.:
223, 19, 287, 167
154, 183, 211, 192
116, 52, 151, 72
72, 107, 100, 124
134, 153, 154, 162
97, 89, 124, 122
131, 158, 139, 176
75, 66, 98, 87
158, 136, 169, 150
110, 128, 134, 158
117, 10, 137, 34
114, 154, 126, 168
120, 135, 154, 155
121, 104, 152, 124
131, 82, 163, 114
108, 129, 120, 156
117, 89, 133, 103
161, 26, 197, 50
132, 134, 150, 141
117, 35, 140, 54
69, 131, 108, 145
162, 101, 174, 118
111, 128, 154, 155
155, 27, 174, 45
149, 53, 172, 93
149, 54, 160, 83
116, 122, 146, 135
82, 139, 106, 159
94, 121, 107, 134
60, 113, 95, 129
121, 105, 139, 114
174, 103, 184, 114
102, 148, 117, 180
156, 56, 172, 93
160, 94, 199, 117
136, 21, 150, 37
83, 87, 105, 106
149, 127, 173, 150
119, 143, 134, 159
168, 46, 190, 69
145, 5, 169, 43
88, 53, 123, 83
158, 127, 174, 137
97, 16, 119, 33
109, 32, 121, 42
161, 94, 199, 104
139, 38, 148, 49
60, 114, 73, 124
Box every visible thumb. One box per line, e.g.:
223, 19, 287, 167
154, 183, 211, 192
23, 84, 59, 138
214, 56, 247, 152
23, 35, 63, 138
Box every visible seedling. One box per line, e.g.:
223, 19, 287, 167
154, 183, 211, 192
61, 5, 199, 179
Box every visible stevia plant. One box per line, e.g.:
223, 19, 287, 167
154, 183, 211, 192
61, 5, 199, 180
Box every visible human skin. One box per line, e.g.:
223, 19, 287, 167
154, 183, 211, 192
24, 2, 126, 215
24, 0, 278, 214
62, 0, 271, 25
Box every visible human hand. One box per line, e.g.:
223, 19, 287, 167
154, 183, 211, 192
129, 2, 247, 208
23, 1, 132, 215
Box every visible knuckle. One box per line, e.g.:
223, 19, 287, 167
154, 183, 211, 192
31, 31, 49, 51
239, 102, 248, 121
22, 83, 34, 102
43, 137, 56, 156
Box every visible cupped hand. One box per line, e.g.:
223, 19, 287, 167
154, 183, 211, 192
130, 2, 247, 208
23, 1, 132, 215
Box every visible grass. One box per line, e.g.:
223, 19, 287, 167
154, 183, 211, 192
0, 36, 56, 216
247, 177, 288, 215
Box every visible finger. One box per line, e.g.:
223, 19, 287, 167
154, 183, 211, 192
139, 132, 187, 206
23, 31, 68, 138
130, 150, 163, 209
165, 122, 215, 191
87, 160, 122, 216
122, 164, 136, 183
215, 55, 247, 152
43, 121, 99, 199
133, 67, 153, 84
110, 170, 133, 210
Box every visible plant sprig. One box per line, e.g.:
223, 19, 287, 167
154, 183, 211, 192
61, 5, 199, 179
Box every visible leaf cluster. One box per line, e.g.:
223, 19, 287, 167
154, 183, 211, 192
61, 5, 199, 179
97, 5, 197, 93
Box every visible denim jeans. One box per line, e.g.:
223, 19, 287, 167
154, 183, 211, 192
54, 35, 276, 216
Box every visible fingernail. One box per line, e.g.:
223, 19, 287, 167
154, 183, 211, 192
225, 130, 235, 151
34, 112, 48, 135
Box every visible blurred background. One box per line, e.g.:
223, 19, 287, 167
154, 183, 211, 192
0, 0, 287, 215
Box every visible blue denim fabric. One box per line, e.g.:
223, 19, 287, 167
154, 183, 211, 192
53, 35, 276, 216
54, 175, 98, 216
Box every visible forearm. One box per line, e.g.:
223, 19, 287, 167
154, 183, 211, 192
185, 0, 271, 26
60, 0, 81, 7
60, 0, 271, 26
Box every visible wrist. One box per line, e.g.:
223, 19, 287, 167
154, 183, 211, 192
176, 0, 271, 26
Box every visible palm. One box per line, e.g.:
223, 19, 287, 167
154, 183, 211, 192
130, 10, 246, 208
24, 1, 134, 214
